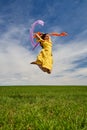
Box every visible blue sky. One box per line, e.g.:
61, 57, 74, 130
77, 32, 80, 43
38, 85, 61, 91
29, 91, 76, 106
0, 0, 87, 85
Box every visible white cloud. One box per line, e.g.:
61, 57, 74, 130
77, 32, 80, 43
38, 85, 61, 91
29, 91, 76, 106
52, 37, 87, 85
0, 25, 87, 85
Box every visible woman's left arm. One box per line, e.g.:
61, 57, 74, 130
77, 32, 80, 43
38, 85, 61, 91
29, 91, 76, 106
35, 33, 44, 42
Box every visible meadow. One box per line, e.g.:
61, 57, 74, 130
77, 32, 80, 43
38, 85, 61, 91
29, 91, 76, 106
0, 86, 87, 130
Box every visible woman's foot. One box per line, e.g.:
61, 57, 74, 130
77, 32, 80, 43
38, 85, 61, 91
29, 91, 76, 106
30, 61, 37, 64
47, 69, 51, 74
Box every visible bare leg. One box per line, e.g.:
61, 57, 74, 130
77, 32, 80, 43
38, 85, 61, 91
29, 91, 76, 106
38, 65, 47, 72
31, 62, 51, 74
39, 66, 51, 74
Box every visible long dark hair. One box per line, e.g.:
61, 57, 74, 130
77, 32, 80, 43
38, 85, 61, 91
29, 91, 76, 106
39, 33, 47, 48
41, 33, 48, 39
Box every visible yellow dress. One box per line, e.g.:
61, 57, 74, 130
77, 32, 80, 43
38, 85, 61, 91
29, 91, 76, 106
35, 37, 53, 71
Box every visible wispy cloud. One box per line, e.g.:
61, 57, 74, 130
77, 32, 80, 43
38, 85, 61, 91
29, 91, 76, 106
52, 33, 87, 85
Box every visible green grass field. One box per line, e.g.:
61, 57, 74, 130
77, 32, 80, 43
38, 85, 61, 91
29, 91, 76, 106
0, 86, 87, 130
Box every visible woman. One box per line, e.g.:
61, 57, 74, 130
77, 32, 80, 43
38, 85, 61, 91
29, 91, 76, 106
31, 33, 53, 74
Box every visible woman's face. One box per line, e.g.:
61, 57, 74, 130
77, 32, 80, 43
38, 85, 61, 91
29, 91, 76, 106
44, 34, 50, 40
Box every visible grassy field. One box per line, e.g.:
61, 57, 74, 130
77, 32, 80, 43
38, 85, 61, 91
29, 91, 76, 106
0, 86, 87, 130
